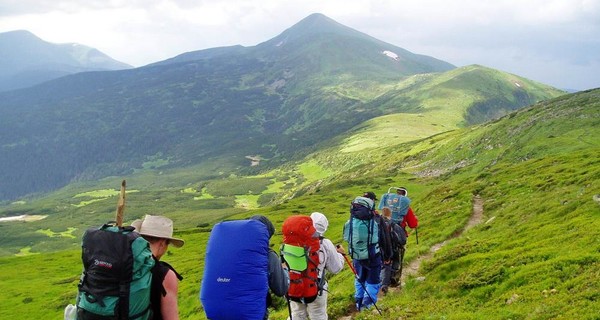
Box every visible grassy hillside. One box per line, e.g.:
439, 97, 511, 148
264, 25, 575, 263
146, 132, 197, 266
0, 14, 563, 202
0, 88, 597, 319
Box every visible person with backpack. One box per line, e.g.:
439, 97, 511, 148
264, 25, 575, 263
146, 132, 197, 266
378, 187, 411, 224
131, 214, 185, 320
363, 192, 394, 265
251, 215, 291, 310
379, 207, 405, 294
343, 194, 384, 311
74, 221, 156, 320
200, 215, 289, 320
285, 212, 345, 320
380, 187, 419, 288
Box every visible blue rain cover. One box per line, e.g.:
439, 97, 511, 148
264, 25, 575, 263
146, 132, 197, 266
378, 193, 411, 223
200, 219, 270, 320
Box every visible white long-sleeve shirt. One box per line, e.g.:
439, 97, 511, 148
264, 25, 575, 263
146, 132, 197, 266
318, 238, 345, 289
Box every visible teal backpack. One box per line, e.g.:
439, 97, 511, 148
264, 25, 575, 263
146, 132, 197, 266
76, 223, 155, 319
344, 196, 380, 260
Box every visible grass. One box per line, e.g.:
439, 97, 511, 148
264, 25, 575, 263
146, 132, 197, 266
0, 89, 598, 319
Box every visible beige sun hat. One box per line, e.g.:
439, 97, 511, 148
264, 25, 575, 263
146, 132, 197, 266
131, 214, 185, 248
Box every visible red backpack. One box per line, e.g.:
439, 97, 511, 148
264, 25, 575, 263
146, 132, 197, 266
281, 215, 322, 303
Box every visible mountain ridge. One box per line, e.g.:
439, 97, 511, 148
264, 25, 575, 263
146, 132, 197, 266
0, 30, 132, 91
0, 14, 563, 201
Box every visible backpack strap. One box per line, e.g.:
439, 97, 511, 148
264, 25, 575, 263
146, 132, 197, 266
316, 238, 326, 296
117, 230, 132, 320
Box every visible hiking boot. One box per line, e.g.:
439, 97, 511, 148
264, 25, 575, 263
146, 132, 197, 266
355, 298, 362, 311
381, 285, 389, 295
362, 296, 375, 311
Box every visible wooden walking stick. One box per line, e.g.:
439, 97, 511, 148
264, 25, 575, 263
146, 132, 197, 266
115, 180, 126, 227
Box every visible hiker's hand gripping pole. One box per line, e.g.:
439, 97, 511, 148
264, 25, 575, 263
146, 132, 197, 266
337, 245, 383, 316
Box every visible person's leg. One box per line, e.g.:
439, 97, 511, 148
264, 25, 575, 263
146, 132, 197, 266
380, 262, 391, 294
288, 300, 308, 320
353, 260, 366, 310
306, 291, 328, 320
390, 248, 401, 286
362, 259, 382, 309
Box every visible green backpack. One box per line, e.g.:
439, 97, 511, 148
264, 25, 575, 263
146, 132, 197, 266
76, 224, 155, 319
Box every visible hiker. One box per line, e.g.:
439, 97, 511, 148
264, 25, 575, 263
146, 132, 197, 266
343, 193, 384, 311
132, 214, 185, 320
251, 215, 291, 314
395, 187, 419, 237
286, 212, 346, 320
363, 192, 394, 264
382, 187, 419, 287
378, 187, 411, 224
74, 222, 155, 320
379, 207, 405, 293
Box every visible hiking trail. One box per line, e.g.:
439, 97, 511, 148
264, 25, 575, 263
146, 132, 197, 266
338, 195, 484, 319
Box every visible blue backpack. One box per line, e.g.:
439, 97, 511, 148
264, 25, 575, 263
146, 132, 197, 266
378, 191, 411, 223
200, 219, 270, 320
344, 196, 380, 260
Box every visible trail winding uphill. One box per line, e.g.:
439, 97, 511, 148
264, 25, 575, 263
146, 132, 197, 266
400, 195, 484, 281
338, 195, 485, 319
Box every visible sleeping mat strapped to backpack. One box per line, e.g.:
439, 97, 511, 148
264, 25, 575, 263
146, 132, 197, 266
200, 219, 270, 320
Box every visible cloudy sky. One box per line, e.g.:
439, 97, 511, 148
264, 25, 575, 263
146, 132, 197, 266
1, 0, 598, 91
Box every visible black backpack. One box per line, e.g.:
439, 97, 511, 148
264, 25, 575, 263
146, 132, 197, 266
76, 223, 155, 320
375, 215, 393, 261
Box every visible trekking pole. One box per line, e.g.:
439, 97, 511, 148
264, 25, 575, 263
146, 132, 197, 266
415, 227, 419, 245
340, 251, 383, 316
115, 180, 126, 227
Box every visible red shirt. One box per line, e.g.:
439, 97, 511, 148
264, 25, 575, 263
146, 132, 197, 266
400, 207, 418, 235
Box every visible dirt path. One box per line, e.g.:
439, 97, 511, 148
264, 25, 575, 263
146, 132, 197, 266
400, 194, 484, 280
338, 195, 484, 319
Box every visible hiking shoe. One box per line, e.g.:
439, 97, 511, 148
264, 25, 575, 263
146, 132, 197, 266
355, 298, 362, 311
381, 285, 389, 295
362, 296, 374, 310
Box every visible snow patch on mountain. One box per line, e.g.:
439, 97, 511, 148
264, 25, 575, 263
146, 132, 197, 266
382, 50, 399, 61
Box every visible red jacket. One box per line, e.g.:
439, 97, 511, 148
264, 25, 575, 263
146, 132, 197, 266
400, 207, 418, 236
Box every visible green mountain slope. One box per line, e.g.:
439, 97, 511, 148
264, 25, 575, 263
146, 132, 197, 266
0, 14, 562, 202
0, 88, 596, 319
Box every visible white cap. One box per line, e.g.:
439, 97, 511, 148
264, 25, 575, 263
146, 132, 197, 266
310, 212, 329, 235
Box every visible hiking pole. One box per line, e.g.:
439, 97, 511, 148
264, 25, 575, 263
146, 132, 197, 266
415, 227, 419, 245
340, 251, 383, 316
115, 180, 126, 227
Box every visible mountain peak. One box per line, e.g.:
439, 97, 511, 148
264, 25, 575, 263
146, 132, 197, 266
0, 29, 43, 43
295, 13, 339, 28
269, 13, 359, 43
0, 30, 131, 91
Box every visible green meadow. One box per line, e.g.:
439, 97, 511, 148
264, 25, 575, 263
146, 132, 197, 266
0, 89, 598, 319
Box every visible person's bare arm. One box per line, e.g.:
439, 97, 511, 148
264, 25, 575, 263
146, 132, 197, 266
161, 269, 180, 320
